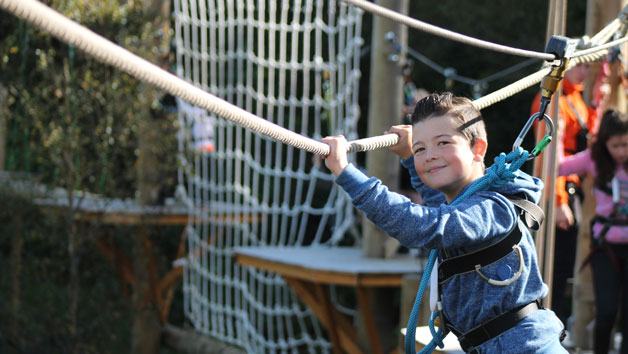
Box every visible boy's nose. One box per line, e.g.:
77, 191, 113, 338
424, 148, 437, 160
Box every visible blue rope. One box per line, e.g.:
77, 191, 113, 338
404, 148, 530, 354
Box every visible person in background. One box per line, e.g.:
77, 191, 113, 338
557, 110, 628, 354
530, 63, 598, 324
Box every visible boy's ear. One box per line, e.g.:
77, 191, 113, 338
473, 139, 487, 160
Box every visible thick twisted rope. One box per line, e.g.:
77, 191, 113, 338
0, 0, 392, 155
1, 0, 625, 158
573, 35, 628, 57
338, 0, 556, 61
473, 45, 614, 110
474, 13, 624, 110
404, 148, 530, 354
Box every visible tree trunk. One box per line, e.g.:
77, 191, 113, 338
0, 84, 7, 171
131, 1, 172, 353
9, 213, 23, 349
132, 115, 163, 354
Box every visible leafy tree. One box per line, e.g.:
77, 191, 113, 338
0, 1, 180, 353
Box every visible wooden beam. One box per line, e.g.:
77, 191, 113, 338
356, 286, 383, 354
284, 278, 363, 354
235, 253, 405, 287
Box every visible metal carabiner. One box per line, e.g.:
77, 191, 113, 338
512, 112, 554, 160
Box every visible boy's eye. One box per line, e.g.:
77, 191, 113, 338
414, 147, 425, 154
437, 141, 450, 146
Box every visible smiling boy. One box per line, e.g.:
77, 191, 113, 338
322, 93, 566, 353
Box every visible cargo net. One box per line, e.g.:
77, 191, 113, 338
174, 1, 364, 351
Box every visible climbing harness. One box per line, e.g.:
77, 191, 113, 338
581, 177, 628, 272
437, 198, 543, 286
404, 147, 546, 354
435, 200, 545, 352
453, 299, 544, 353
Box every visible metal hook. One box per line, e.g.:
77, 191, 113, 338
512, 112, 554, 160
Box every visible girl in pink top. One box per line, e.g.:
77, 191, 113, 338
558, 109, 628, 354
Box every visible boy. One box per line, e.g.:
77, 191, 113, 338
322, 93, 566, 353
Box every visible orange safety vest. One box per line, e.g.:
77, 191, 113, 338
530, 78, 597, 206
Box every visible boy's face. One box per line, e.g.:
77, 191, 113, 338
412, 115, 485, 202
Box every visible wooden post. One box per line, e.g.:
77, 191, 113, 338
363, 0, 408, 259
360, 1, 409, 353
534, 0, 566, 311
572, 175, 596, 349
132, 1, 172, 353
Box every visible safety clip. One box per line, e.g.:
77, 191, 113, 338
512, 112, 554, 160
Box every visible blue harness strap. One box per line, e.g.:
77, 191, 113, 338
404, 148, 530, 354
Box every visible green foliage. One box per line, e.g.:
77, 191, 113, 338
0, 188, 127, 353
0, 185, 186, 353
0, 0, 177, 198
0, 0, 182, 352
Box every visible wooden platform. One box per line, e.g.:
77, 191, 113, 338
234, 246, 422, 354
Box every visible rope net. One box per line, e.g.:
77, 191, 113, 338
174, 1, 363, 351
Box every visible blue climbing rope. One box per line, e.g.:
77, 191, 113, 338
404, 147, 530, 354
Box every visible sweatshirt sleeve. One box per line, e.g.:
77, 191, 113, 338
336, 164, 517, 250
400, 156, 447, 206
558, 148, 595, 177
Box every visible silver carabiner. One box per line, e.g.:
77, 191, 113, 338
512, 112, 554, 160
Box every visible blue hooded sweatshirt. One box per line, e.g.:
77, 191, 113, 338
335, 157, 565, 353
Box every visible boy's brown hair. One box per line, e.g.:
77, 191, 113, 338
410, 92, 487, 147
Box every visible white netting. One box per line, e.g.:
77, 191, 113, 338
174, 1, 364, 352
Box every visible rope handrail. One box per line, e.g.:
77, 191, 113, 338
473, 17, 623, 111
0, 0, 625, 159
0, 0, 391, 156
573, 35, 628, 57
338, 0, 556, 61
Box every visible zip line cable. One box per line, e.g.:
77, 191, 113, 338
573, 35, 628, 57
0, 0, 404, 155
387, 32, 541, 93
338, 0, 556, 60
474, 13, 626, 110
0, 0, 625, 157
